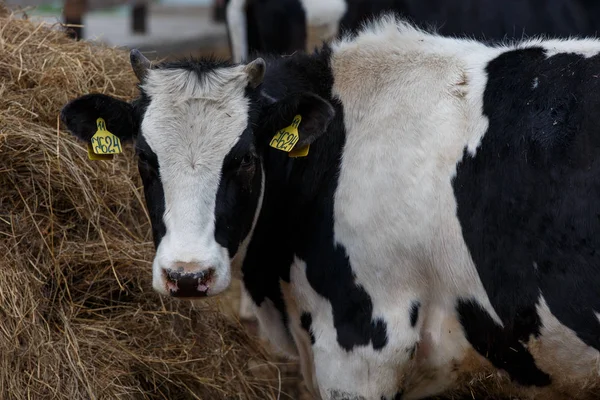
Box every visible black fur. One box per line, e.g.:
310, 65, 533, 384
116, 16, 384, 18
153, 57, 232, 77
456, 299, 550, 386
380, 391, 403, 400
136, 134, 166, 249
258, 92, 335, 148
223, 0, 307, 60
300, 312, 316, 344
453, 47, 600, 384
341, 0, 600, 41
399, 0, 599, 40
409, 301, 420, 328
214, 126, 263, 258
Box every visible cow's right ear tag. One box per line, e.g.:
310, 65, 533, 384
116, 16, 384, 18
87, 118, 122, 160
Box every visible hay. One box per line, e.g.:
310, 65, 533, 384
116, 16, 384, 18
0, 6, 294, 399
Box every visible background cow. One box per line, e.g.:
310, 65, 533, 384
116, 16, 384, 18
62, 15, 600, 399
225, 0, 600, 63
390, 0, 600, 39
225, 0, 347, 63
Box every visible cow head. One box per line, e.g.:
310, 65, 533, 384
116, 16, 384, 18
61, 50, 334, 299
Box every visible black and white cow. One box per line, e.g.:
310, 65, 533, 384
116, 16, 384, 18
226, 0, 600, 63
225, 0, 347, 63
391, 0, 600, 40
61, 16, 600, 400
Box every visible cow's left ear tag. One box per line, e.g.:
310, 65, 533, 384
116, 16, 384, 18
87, 118, 122, 160
269, 115, 309, 157
289, 144, 309, 158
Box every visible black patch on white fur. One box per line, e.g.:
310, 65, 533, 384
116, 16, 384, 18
453, 47, 600, 386
300, 312, 316, 344
409, 300, 420, 328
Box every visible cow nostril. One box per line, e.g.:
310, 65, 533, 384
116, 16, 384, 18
166, 269, 180, 282
163, 267, 215, 298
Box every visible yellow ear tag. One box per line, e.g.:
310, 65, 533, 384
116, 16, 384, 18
269, 115, 308, 157
87, 143, 114, 160
88, 118, 122, 160
289, 144, 309, 158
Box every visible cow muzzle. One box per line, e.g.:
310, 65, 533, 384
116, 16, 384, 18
162, 262, 215, 298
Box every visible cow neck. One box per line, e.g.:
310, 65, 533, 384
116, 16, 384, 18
239, 110, 345, 320
240, 48, 345, 316
258, 45, 344, 257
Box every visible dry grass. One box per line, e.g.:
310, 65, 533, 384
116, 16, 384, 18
0, 6, 297, 400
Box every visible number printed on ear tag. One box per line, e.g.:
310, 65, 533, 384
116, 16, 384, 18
269, 115, 302, 153
87, 143, 114, 160
89, 118, 123, 157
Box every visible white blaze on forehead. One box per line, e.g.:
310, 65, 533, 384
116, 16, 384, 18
141, 65, 251, 269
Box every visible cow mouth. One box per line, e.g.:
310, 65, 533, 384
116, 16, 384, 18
163, 268, 215, 298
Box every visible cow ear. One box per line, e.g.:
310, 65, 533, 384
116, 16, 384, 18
60, 93, 137, 143
259, 92, 335, 149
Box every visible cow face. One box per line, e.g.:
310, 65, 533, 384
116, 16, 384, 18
61, 50, 334, 299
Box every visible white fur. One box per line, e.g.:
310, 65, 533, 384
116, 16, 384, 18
300, 0, 346, 44
238, 285, 256, 320
254, 298, 299, 356
141, 62, 298, 369
300, 0, 346, 27
539, 38, 600, 58
534, 295, 600, 381
142, 66, 255, 297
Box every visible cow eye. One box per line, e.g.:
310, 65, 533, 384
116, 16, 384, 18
240, 154, 254, 169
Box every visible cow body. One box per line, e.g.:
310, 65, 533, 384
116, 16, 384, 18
62, 16, 600, 400
228, 0, 600, 330
248, 22, 600, 398
397, 0, 598, 40
340, 0, 600, 40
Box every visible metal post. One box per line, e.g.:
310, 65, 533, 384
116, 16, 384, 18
63, 0, 86, 39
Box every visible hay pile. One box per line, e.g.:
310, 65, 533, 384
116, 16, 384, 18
0, 7, 293, 400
